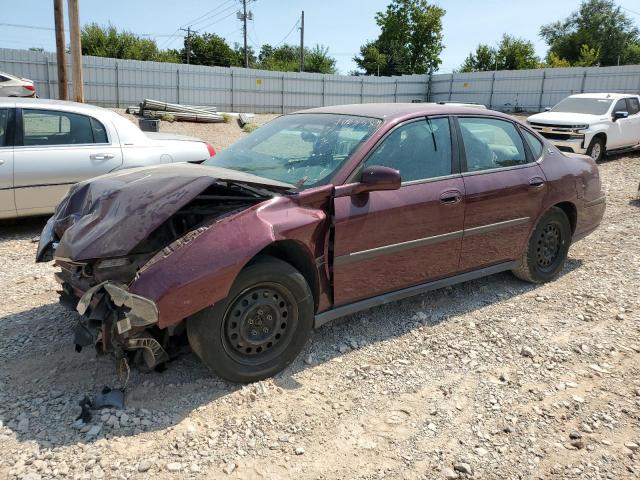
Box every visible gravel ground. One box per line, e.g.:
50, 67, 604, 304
0, 114, 639, 480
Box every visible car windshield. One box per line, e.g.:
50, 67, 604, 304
204, 113, 381, 189
551, 97, 613, 115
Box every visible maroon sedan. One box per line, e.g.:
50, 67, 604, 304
37, 104, 605, 382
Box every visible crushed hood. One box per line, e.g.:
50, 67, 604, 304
47, 163, 293, 262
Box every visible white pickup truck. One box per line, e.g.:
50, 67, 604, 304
526, 93, 640, 161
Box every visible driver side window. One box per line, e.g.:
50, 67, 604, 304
363, 118, 452, 183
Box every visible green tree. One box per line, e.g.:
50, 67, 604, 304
540, 0, 640, 66
304, 45, 337, 74
81, 23, 179, 62
496, 34, 539, 70
354, 0, 445, 76
256, 44, 337, 73
460, 44, 496, 72
460, 35, 539, 72
544, 52, 572, 68
185, 32, 239, 67
574, 44, 600, 66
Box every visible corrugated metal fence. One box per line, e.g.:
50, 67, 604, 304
0, 48, 427, 112
2, 48, 640, 113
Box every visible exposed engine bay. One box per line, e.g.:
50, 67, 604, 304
47, 179, 275, 371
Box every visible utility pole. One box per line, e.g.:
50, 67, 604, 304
180, 26, 192, 64
68, 0, 84, 102
237, 0, 253, 68
242, 0, 248, 68
299, 10, 304, 72
53, 0, 67, 100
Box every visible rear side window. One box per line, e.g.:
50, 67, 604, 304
364, 117, 452, 182
458, 117, 527, 171
626, 97, 640, 115
0, 109, 9, 146
90, 117, 108, 143
0, 75, 9, 82
22, 109, 96, 146
521, 128, 544, 159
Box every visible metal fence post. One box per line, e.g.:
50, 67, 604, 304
538, 70, 546, 111
394, 78, 398, 103
580, 70, 587, 93
322, 76, 326, 106
230, 70, 234, 112
448, 74, 454, 101
176, 68, 180, 105
45, 56, 52, 99
281, 74, 285, 114
115, 62, 120, 108
488, 71, 496, 109
360, 77, 364, 104
426, 71, 432, 102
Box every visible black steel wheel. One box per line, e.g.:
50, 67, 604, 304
512, 207, 572, 283
222, 283, 298, 364
187, 256, 313, 383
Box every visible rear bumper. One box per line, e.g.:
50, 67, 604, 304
574, 196, 606, 242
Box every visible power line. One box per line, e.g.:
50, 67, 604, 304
274, 18, 300, 47
620, 6, 640, 16
198, 7, 240, 31
181, 0, 236, 28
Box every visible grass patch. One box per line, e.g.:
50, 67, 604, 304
242, 123, 260, 133
222, 113, 234, 124
159, 113, 176, 122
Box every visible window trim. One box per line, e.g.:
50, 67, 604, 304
345, 115, 460, 186
453, 115, 537, 176
15, 108, 111, 148
0, 108, 15, 148
518, 125, 544, 162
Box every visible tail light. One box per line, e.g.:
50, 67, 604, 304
23, 84, 36, 92
206, 143, 216, 157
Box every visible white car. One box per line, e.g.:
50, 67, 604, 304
527, 93, 640, 161
0, 71, 36, 97
0, 99, 216, 219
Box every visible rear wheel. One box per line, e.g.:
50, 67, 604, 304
187, 257, 313, 383
587, 136, 605, 162
512, 207, 572, 283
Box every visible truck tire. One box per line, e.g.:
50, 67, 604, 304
586, 136, 605, 162
187, 256, 314, 383
512, 207, 572, 284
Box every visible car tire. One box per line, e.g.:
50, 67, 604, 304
187, 256, 314, 383
512, 207, 572, 284
586, 136, 605, 162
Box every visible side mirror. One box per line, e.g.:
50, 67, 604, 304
359, 165, 401, 192
544, 107, 551, 112
613, 110, 629, 121
334, 165, 401, 197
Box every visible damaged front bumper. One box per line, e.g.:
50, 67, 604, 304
74, 281, 169, 369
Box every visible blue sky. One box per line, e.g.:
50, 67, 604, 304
1, 0, 639, 73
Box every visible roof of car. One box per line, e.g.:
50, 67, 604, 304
294, 102, 509, 121
3, 98, 107, 111
568, 93, 636, 100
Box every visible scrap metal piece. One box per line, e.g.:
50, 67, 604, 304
73, 321, 96, 352
104, 283, 159, 327
93, 386, 125, 410
127, 336, 169, 369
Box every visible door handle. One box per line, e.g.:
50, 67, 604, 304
0, 159, 4, 166
440, 189, 462, 204
90, 153, 115, 160
529, 177, 545, 188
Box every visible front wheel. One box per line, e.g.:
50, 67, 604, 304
187, 256, 314, 383
586, 136, 605, 162
512, 207, 572, 283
